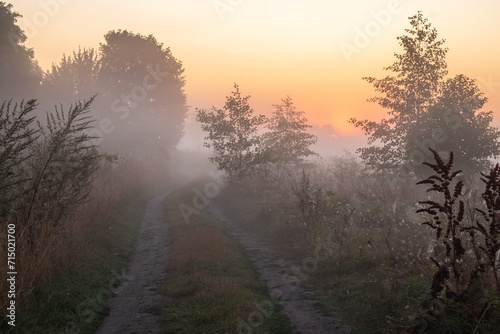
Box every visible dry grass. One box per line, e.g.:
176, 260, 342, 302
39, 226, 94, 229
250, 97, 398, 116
169, 224, 228, 267
160, 184, 291, 333
212, 154, 500, 332
0, 156, 170, 333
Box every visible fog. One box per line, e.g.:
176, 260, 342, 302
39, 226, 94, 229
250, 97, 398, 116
2, 2, 500, 333
3, 2, 500, 168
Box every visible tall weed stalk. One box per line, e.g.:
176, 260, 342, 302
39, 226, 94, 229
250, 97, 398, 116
411, 149, 500, 332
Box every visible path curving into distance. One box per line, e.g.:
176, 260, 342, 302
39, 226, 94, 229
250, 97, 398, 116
95, 190, 172, 334
95, 178, 349, 334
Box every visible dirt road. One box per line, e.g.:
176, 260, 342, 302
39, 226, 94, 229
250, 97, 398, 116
208, 202, 350, 334
95, 181, 348, 333
95, 190, 172, 334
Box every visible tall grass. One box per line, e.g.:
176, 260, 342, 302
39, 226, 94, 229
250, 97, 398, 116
214, 152, 500, 332
0, 97, 172, 331
1, 98, 99, 310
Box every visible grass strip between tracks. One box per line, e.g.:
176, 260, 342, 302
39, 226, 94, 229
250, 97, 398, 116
161, 182, 292, 334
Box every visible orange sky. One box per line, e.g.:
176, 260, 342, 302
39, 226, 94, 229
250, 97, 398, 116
8, 0, 500, 144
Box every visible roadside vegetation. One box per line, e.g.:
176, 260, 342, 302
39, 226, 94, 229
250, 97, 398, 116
213, 152, 500, 333
195, 13, 500, 333
0, 97, 171, 333
160, 180, 292, 334
1, 3, 185, 332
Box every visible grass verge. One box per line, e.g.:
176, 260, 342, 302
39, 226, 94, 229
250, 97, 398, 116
1, 189, 149, 334
213, 185, 429, 333
214, 181, 500, 333
160, 182, 292, 334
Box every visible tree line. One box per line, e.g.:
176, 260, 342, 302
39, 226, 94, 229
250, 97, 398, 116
1, 2, 188, 155
197, 12, 500, 182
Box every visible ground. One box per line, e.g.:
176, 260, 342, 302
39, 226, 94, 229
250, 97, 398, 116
95, 181, 349, 333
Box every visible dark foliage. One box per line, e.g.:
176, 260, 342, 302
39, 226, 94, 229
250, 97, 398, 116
410, 149, 500, 332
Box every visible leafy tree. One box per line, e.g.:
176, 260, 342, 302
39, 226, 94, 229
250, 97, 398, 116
349, 12, 447, 172
196, 84, 266, 180
350, 12, 499, 176
263, 96, 317, 166
41, 47, 101, 106
409, 75, 500, 174
41, 30, 188, 154
98, 30, 187, 153
0, 2, 41, 102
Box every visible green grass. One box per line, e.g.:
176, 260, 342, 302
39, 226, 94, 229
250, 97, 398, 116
0, 190, 149, 334
213, 184, 433, 333
213, 179, 500, 333
303, 261, 432, 333
160, 183, 292, 334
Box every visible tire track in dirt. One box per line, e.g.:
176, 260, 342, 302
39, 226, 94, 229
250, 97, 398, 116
95, 189, 172, 334
207, 202, 350, 334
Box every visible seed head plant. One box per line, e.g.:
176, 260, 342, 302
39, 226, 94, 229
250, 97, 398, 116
414, 148, 500, 332
416, 148, 466, 297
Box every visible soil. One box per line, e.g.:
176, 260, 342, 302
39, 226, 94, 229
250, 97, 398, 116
208, 202, 350, 334
94, 190, 172, 334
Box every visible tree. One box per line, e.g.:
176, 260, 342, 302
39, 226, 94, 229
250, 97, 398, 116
40, 30, 188, 154
350, 12, 499, 176
263, 96, 317, 166
98, 30, 187, 153
41, 47, 101, 106
196, 84, 266, 180
409, 75, 500, 175
0, 2, 41, 102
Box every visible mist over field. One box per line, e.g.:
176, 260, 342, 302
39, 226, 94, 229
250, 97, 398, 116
2, 1, 500, 333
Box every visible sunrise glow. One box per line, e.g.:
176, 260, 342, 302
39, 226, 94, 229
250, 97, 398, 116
8, 0, 500, 140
